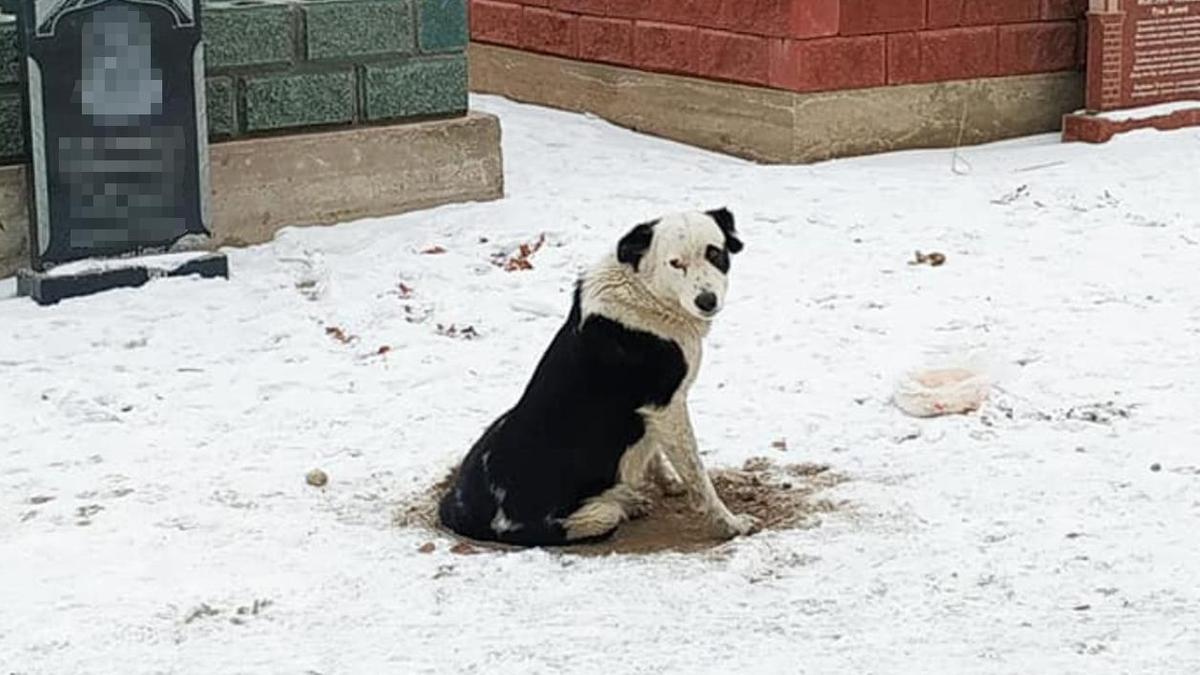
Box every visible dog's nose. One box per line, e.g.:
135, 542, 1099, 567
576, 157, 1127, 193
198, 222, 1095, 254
694, 291, 718, 313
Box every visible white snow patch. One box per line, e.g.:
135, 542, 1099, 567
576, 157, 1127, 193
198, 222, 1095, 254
42, 250, 215, 277
1084, 99, 1200, 122
1, 93, 1199, 673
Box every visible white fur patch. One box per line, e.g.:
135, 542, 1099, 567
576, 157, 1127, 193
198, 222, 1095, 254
489, 486, 521, 533
491, 506, 520, 534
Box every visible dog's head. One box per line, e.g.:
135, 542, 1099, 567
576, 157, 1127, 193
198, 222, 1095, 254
617, 208, 743, 321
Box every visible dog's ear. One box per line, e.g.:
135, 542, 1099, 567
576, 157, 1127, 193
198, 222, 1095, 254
706, 207, 743, 254
617, 220, 656, 271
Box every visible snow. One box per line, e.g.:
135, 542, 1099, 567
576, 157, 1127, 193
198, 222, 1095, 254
3, 94, 1200, 673
1088, 99, 1200, 122
43, 251, 216, 277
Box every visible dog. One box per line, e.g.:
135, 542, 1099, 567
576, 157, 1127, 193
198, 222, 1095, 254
437, 208, 758, 546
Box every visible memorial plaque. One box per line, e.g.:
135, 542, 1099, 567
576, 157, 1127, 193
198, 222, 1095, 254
1086, 0, 1200, 111
15, 0, 211, 270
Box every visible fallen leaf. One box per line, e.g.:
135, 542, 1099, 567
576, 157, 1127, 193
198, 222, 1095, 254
421, 246, 447, 255
494, 234, 547, 272
437, 324, 480, 340
909, 250, 947, 267
450, 542, 480, 555
325, 326, 355, 344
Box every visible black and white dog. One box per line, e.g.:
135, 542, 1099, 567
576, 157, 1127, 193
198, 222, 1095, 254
438, 208, 757, 546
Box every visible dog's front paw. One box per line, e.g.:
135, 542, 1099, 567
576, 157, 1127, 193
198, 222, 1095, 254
625, 490, 653, 519
657, 472, 687, 497
714, 513, 761, 539
652, 453, 688, 496
610, 484, 653, 519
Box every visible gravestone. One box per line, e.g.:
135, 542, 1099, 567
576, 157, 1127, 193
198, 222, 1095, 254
1064, 0, 1200, 142
13, 0, 226, 304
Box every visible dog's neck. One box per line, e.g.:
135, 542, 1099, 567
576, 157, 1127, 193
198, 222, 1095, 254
578, 257, 711, 343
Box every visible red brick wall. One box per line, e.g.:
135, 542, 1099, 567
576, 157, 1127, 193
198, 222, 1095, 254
470, 0, 1087, 93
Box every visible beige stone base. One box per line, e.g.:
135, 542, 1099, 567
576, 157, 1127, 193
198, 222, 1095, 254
0, 112, 504, 278
470, 43, 1084, 164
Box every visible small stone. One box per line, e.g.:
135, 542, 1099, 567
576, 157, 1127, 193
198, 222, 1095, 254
418, 542, 435, 553
306, 469, 329, 487
1150, 463, 1162, 472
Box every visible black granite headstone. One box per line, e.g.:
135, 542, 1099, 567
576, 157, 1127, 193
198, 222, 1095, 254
14, 0, 222, 303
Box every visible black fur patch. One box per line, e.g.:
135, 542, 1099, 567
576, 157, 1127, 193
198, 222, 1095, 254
706, 207, 743, 254
617, 220, 657, 271
438, 283, 688, 547
705, 244, 730, 274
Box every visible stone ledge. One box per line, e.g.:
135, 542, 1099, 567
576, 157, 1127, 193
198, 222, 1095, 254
0, 112, 504, 277
1062, 106, 1200, 144
469, 43, 1084, 164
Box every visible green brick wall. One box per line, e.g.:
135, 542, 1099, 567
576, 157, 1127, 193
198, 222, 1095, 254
202, 2, 294, 69
244, 70, 357, 131
0, 91, 20, 159
200, 0, 467, 139
0, 15, 18, 85
205, 76, 236, 138
364, 55, 466, 121
0, 13, 20, 162
0, 0, 469, 163
417, 0, 468, 53
305, 0, 414, 60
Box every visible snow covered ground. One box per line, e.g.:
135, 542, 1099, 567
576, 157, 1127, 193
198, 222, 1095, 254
2, 94, 1200, 674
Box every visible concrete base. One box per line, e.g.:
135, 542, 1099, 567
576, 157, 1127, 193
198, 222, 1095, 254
0, 112, 504, 278
469, 43, 1084, 165
1063, 106, 1200, 143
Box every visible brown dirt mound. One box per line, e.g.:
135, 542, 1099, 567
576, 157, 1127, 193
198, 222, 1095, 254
395, 457, 847, 555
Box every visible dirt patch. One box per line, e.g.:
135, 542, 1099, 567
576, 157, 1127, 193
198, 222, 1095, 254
395, 457, 847, 555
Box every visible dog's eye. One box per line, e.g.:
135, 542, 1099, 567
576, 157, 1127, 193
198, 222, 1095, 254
705, 245, 730, 273
669, 259, 686, 270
